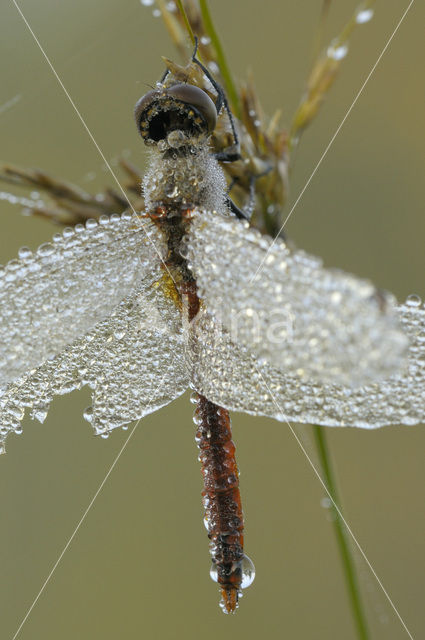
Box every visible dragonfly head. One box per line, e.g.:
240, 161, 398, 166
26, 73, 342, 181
134, 83, 217, 148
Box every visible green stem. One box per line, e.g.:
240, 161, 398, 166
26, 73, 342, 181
176, 0, 196, 47
313, 425, 370, 640
198, 0, 241, 118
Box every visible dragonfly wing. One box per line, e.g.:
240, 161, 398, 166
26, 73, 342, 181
0, 213, 166, 384
0, 274, 188, 452
186, 210, 407, 387
188, 299, 424, 428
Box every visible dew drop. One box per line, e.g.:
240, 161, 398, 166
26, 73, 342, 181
241, 555, 255, 588
140, 0, 154, 5
327, 41, 348, 61
356, 8, 374, 24
321, 496, 332, 509
18, 246, 32, 260
85, 218, 98, 230
37, 243, 55, 257
208, 61, 219, 74
33, 407, 48, 423
406, 294, 421, 308
83, 406, 93, 423
210, 563, 218, 583
62, 227, 74, 239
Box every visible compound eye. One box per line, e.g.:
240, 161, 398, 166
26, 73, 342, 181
134, 83, 217, 144
166, 84, 217, 134
134, 89, 161, 137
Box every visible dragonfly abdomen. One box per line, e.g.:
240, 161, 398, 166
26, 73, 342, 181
194, 394, 245, 613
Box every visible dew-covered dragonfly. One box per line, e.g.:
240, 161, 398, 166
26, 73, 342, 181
0, 48, 424, 614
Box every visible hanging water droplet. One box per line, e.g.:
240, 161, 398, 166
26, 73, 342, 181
240, 555, 255, 588
33, 407, 48, 423
83, 406, 93, 423
210, 563, 218, 583
355, 7, 374, 24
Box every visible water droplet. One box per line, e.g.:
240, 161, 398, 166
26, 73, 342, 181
200, 36, 211, 45
33, 407, 48, 423
140, 0, 154, 5
406, 294, 421, 308
208, 61, 219, 74
241, 555, 255, 588
83, 406, 93, 423
321, 496, 332, 509
327, 41, 348, 61
62, 227, 74, 239
37, 243, 55, 257
18, 246, 32, 260
210, 563, 218, 583
356, 8, 374, 24
85, 218, 98, 230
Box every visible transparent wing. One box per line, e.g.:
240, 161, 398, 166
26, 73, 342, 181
0, 213, 166, 384
186, 210, 407, 387
187, 298, 424, 428
0, 274, 188, 453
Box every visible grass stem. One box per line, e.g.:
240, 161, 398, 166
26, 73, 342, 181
313, 425, 370, 640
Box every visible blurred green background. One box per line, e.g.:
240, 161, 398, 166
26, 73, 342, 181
0, 1, 424, 638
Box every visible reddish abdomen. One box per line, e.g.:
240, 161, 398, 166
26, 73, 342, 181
194, 394, 245, 613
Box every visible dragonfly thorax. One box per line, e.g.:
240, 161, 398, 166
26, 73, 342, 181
142, 141, 227, 217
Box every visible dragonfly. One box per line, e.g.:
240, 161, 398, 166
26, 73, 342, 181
0, 44, 424, 614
